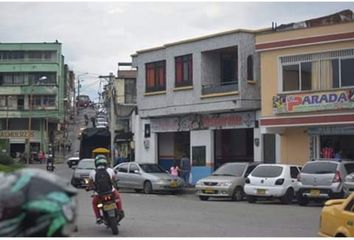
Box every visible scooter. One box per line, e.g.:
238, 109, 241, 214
46, 161, 55, 172
86, 183, 124, 235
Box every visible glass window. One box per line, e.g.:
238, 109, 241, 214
175, 54, 192, 87
245, 165, 257, 177
344, 163, 354, 174
302, 162, 338, 174
301, 62, 312, 90
221, 53, 237, 84
77, 160, 95, 169
341, 58, 354, 87
140, 164, 165, 173
145, 61, 166, 92
192, 146, 206, 166
283, 64, 300, 91
290, 167, 300, 179
0, 96, 6, 107
344, 199, 354, 212
251, 165, 283, 178
213, 163, 246, 177
117, 163, 128, 173
129, 164, 139, 173
247, 55, 254, 80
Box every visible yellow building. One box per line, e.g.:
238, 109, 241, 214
256, 10, 354, 165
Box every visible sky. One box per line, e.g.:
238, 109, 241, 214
0, 1, 354, 101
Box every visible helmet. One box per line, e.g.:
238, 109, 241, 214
0, 168, 78, 237
95, 154, 108, 168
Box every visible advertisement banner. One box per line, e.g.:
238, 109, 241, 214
273, 89, 354, 114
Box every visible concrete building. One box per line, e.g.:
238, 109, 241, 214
132, 29, 262, 184
257, 9, 354, 165
0, 42, 69, 159
113, 63, 137, 164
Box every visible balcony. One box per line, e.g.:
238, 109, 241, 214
201, 81, 238, 96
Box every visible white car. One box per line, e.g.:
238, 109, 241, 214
244, 164, 302, 204
96, 118, 108, 126
344, 172, 354, 196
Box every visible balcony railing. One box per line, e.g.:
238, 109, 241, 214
201, 81, 238, 95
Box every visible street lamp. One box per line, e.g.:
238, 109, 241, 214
26, 76, 47, 165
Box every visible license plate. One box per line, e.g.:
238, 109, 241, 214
170, 181, 177, 187
204, 188, 215, 194
257, 189, 266, 195
310, 189, 320, 197
103, 203, 116, 211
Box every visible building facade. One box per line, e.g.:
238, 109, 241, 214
0, 42, 68, 158
257, 10, 354, 165
132, 29, 261, 184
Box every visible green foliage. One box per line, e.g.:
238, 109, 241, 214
0, 153, 14, 165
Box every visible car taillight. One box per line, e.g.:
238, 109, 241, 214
297, 173, 301, 182
245, 178, 250, 184
275, 178, 284, 185
333, 171, 341, 183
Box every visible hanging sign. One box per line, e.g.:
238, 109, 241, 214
273, 89, 354, 114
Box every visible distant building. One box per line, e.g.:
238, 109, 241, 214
0, 42, 71, 157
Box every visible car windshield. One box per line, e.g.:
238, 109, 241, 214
251, 166, 283, 178
212, 163, 246, 177
140, 164, 165, 173
302, 162, 338, 174
77, 160, 95, 169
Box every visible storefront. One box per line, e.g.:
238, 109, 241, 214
0, 130, 41, 158
150, 111, 260, 183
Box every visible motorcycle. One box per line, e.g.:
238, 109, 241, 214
86, 182, 124, 235
46, 156, 55, 172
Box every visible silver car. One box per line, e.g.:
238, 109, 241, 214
195, 162, 259, 201
344, 172, 354, 196
114, 162, 184, 194
71, 158, 95, 188
297, 160, 354, 205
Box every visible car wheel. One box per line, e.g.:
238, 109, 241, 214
247, 195, 256, 203
143, 181, 152, 194
199, 196, 209, 201
280, 188, 294, 204
231, 187, 244, 201
297, 194, 309, 206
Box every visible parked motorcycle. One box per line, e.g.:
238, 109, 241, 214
86, 183, 124, 235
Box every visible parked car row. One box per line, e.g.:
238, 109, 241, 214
196, 159, 354, 206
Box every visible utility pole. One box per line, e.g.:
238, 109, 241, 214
99, 73, 116, 168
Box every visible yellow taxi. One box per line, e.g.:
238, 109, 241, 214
318, 192, 354, 237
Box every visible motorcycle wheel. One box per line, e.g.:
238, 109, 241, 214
109, 217, 119, 235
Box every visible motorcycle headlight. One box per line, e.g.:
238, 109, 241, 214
218, 181, 232, 187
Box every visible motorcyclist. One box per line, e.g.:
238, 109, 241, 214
88, 155, 123, 224
0, 168, 78, 237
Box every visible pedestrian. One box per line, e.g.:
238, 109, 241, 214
180, 154, 191, 186
91, 117, 96, 128
334, 150, 343, 161
39, 150, 45, 164
170, 162, 180, 177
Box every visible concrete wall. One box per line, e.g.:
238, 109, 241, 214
280, 127, 309, 165
132, 32, 260, 118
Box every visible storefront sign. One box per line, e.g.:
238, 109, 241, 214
0, 130, 37, 139
308, 126, 354, 135
273, 89, 354, 114
151, 112, 256, 132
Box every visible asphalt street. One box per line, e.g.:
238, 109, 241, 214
32, 107, 323, 237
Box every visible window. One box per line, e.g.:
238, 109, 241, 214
192, 146, 206, 166
117, 163, 128, 173
221, 52, 237, 84
245, 165, 257, 177
32, 95, 56, 108
302, 162, 338, 174
290, 167, 300, 179
175, 54, 192, 87
129, 164, 139, 173
251, 166, 283, 178
29, 72, 57, 85
281, 49, 354, 92
344, 199, 354, 212
145, 60, 166, 92
1, 73, 25, 85
247, 55, 254, 80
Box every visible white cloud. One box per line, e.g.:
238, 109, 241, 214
0, 2, 354, 99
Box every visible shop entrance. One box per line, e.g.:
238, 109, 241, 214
157, 132, 190, 171
214, 128, 253, 170
10, 143, 25, 158
320, 135, 354, 160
